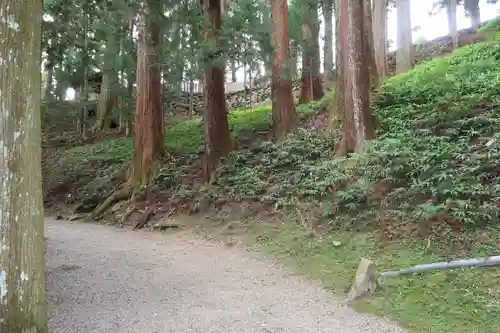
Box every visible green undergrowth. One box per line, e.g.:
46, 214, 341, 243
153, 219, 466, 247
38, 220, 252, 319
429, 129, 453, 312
255, 221, 500, 333
478, 16, 500, 35
60, 100, 322, 168
242, 39, 499, 332
201, 39, 499, 332
203, 40, 500, 230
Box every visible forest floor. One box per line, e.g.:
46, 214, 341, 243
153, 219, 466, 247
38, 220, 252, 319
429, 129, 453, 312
45, 217, 408, 333
43, 23, 500, 333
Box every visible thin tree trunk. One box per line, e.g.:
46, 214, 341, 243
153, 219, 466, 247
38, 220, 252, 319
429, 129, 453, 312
299, 2, 323, 104
231, 59, 237, 83
363, 0, 378, 88
201, 0, 232, 182
448, 0, 458, 49
336, 0, 376, 154
124, 14, 135, 137
270, 0, 298, 139
311, 10, 324, 100
372, 0, 388, 78
118, 23, 127, 133
188, 75, 195, 119
79, 0, 89, 138
396, 0, 412, 74
94, 25, 120, 133
289, 40, 298, 81
125, 71, 134, 136
129, 0, 165, 186
322, 0, 334, 80
466, 0, 481, 30
248, 66, 253, 107
56, 80, 67, 101
243, 60, 248, 108
0, 0, 48, 332
330, 0, 343, 132
44, 65, 54, 100
299, 26, 314, 104
94, 71, 118, 132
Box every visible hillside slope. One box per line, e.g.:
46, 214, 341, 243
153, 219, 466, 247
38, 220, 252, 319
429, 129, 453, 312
45, 29, 500, 333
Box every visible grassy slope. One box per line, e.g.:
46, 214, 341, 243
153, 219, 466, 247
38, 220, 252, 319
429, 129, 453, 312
56, 38, 500, 333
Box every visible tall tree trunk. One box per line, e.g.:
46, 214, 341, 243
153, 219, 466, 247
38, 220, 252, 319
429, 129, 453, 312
264, 59, 272, 83
78, 0, 89, 138
322, 0, 334, 81
299, 2, 323, 104
372, 0, 388, 78
188, 75, 194, 119
311, 11, 324, 100
201, 0, 232, 182
299, 26, 314, 104
289, 40, 298, 81
0, 0, 48, 332
336, 0, 376, 154
44, 65, 54, 100
125, 70, 134, 136
396, 0, 412, 74
123, 14, 136, 137
129, 0, 165, 186
270, 0, 298, 139
243, 60, 248, 107
118, 22, 128, 134
231, 59, 237, 82
248, 65, 253, 106
94, 70, 118, 132
55, 80, 67, 101
448, 0, 458, 49
465, 0, 480, 30
363, 0, 378, 88
94, 26, 120, 133
330, 0, 343, 132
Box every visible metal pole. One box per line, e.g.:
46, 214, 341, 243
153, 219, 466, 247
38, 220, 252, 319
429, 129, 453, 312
381, 255, 500, 277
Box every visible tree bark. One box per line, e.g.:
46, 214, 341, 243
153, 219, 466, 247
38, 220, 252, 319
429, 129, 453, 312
0, 0, 48, 332
299, 24, 314, 104
129, 0, 165, 187
336, 0, 376, 154
396, 0, 412, 74
55, 80, 67, 101
230, 59, 237, 83
322, 0, 334, 80
44, 65, 54, 100
330, 0, 343, 132
94, 70, 118, 132
372, 0, 388, 78
201, 0, 232, 182
363, 0, 378, 88
311, 15, 324, 100
299, 2, 323, 103
289, 40, 298, 81
465, 0, 480, 30
94, 27, 120, 133
270, 0, 298, 139
78, 2, 90, 137
448, 0, 458, 49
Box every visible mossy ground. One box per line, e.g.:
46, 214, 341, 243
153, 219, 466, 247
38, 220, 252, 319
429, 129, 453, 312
45, 37, 500, 333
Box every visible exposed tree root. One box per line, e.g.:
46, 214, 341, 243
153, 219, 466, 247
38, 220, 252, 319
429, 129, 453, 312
90, 184, 132, 219
120, 205, 138, 224
133, 207, 153, 230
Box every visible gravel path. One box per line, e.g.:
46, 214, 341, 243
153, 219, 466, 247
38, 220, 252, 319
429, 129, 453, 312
45, 218, 408, 333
